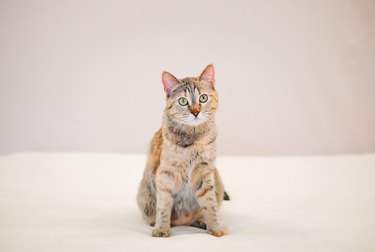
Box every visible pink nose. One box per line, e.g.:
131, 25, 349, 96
191, 110, 200, 117
190, 105, 200, 117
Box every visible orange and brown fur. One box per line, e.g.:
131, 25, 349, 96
137, 64, 226, 237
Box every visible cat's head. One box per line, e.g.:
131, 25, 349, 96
162, 64, 218, 126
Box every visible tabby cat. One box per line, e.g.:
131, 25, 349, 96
137, 64, 227, 237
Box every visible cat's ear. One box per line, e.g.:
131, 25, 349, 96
162, 71, 180, 95
199, 64, 215, 87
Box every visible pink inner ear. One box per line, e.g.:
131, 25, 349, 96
199, 64, 215, 86
162, 71, 179, 95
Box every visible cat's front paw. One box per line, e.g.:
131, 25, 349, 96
152, 229, 171, 238
208, 228, 226, 237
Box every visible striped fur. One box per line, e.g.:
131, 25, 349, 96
137, 65, 226, 237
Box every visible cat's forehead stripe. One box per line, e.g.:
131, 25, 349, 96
185, 83, 197, 103
171, 79, 200, 102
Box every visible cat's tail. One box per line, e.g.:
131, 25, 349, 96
223, 191, 230, 201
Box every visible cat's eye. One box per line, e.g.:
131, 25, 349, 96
199, 94, 208, 103
178, 97, 189, 106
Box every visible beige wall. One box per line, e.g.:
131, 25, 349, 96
1, 0, 374, 155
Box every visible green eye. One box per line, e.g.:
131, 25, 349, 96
199, 94, 208, 103
178, 97, 188, 106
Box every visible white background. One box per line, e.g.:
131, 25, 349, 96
1, 0, 374, 155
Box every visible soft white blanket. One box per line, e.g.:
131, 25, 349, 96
0, 153, 374, 252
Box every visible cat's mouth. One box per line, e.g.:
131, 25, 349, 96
184, 114, 206, 126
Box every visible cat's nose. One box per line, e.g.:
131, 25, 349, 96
190, 104, 200, 117
191, 111, 200, 117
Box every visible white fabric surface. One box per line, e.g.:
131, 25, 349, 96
0, 153, 374, 252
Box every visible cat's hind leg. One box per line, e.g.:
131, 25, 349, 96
137, 178, 157, 226
190, 219, 207, 230
189, 211, 206, 230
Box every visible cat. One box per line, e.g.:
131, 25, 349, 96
136, 64, 227, 237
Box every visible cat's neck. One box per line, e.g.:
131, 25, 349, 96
162, 114, 216, 148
